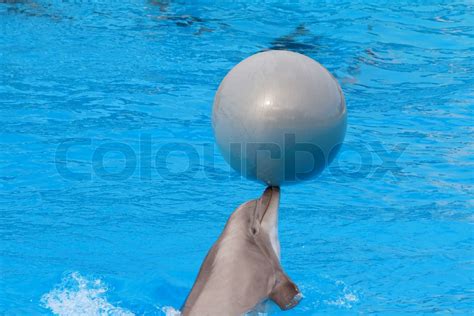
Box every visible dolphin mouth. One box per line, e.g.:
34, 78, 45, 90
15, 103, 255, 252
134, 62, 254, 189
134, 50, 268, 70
259, 186, 280, 224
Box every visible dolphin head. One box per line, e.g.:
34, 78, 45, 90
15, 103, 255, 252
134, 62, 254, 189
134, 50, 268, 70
224, 186, 281, 259
229, 187, 280, 232
229, 186, 281, 259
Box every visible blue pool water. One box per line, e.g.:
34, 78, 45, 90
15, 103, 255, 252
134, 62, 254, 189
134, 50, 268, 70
1, 1, 473, 315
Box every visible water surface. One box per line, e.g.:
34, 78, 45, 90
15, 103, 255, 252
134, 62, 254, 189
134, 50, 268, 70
1, 1, 473, 314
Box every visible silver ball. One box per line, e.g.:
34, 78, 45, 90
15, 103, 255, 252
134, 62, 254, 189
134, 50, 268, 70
212, 50, 347, 185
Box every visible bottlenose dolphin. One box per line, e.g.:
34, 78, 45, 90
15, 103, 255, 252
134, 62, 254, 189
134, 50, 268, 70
181, 187, 301, 315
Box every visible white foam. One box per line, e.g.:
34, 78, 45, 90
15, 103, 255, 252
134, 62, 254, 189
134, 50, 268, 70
41, 272, 134, 316
324, 280, 359, 309
160, 306, 182, 316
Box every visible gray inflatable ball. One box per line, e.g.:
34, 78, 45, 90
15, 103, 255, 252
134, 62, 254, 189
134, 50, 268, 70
212, 50, 347, 186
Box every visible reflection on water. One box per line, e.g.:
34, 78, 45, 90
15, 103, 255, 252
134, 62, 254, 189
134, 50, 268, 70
269, 24, 319, 53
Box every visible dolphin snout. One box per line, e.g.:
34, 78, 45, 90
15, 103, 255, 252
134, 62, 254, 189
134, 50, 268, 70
262, 186, 280, 202
258, 186, 280, 224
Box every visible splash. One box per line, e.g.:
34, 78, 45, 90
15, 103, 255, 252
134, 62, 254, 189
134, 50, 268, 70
41, 272, 134, 316
161, 306, 182, 316
324, 280, 359, 309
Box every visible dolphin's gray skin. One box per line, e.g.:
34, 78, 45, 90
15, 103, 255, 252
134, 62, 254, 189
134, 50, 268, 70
181, 187, 301, 316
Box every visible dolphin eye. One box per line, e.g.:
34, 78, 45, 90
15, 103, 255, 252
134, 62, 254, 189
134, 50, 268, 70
251, 227, 257, 235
